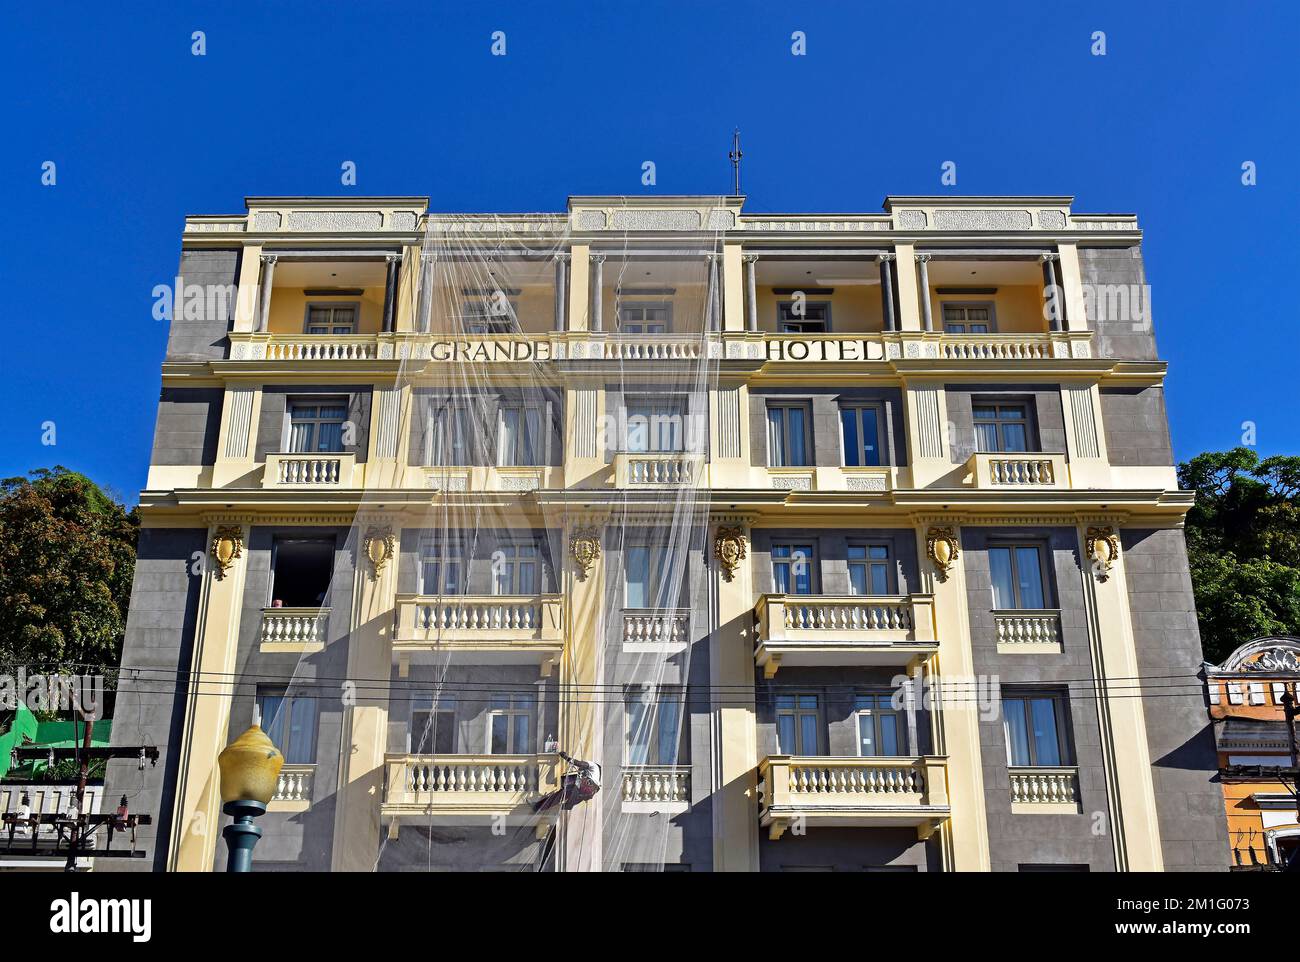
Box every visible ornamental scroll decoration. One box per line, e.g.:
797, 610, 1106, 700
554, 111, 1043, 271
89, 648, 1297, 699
925, 526, 960, 581
714, 526, 748, 582
1085, 526, 1120, 581
210, 526, 244, 579
363, 526, 396, 581
570, 527, 602, 580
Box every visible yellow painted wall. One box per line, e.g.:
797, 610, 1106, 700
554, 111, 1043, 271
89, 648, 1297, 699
754, 285, 884, 333
267, 287, 386, 335
927, 284, 1046, 334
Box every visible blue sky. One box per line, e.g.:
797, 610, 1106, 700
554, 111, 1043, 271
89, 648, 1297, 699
3, 0, 1297, 502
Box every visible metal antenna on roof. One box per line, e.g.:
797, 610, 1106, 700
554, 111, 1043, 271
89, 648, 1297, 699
728, 129, 743, 196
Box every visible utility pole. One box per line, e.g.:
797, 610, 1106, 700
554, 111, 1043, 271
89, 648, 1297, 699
1281, 688, 1299, 871
64, 710, 94, 872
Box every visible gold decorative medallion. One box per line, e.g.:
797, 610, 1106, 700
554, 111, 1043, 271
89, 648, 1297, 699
210, 526, 244, 578
569, 526, 601, 579
363, 526, 396, 580
925, 526, 960, 580
714, 526, 747, 582
1086, 526, 1120, 580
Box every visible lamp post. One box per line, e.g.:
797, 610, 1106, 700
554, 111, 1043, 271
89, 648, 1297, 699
216, 723, 283, 873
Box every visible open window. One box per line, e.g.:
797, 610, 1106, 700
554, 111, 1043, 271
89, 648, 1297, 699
269, 538, 334, 608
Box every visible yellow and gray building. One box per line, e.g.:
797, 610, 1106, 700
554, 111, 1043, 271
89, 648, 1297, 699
106, 193, 1227, 871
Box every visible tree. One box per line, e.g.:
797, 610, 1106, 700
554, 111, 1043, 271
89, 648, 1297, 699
0, 467, 138, 675
1179, 448, 1300, 663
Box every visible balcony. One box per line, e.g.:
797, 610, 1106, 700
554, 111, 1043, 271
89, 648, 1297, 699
394, 594, 564, 673
754, 594, 937, 676
622, 609, 692, 651
259, 607, 329, 652
1009, 766, 1080, 814
270, 764, 314, 811
993, 609, 1063, 653
621, 765, 691, 813
758, 755, 950, 839
966, 452, 1068, 489
613, 452, 703, 487
263, 452, 357, 488
382, 754, 558, 827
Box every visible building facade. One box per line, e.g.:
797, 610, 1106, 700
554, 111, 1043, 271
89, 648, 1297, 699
106, 193, 1227, 871
1205, 636, 1300, 869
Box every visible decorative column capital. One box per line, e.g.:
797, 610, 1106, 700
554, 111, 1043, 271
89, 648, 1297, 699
260, 253, 278, 266
1039, 252, 1060, 264
589, 252, 607, 265
915, 252, 932, 264
742, 253, 760, 264
385, 253, 400, 264
554, 251, 571, 263
877, 252, 897, 263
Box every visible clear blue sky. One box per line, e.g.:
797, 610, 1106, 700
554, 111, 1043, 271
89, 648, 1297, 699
3, 1, 1297, 503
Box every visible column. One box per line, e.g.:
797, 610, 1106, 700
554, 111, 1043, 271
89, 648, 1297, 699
381, 254, 399, 333
255, 254, 277, 333
743, 254, 759, 332
554, 253, 569, 332
878, 253, 897, 332
915, 253, 933, 332
1040, 253, 1063, 332
416, 252, 434, 333
589, 253, 605, 333
706, 254, 720, 332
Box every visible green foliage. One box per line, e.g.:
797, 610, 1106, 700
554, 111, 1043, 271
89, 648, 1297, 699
0, 467, 138, 673
1179, 448, 1300, 662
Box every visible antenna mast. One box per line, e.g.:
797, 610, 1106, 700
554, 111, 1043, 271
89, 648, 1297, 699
728, 129, 743, 196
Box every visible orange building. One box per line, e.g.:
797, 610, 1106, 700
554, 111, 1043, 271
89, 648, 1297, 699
1206, 636, 1300, 869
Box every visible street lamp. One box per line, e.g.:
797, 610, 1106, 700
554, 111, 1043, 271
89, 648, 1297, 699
216, 723, 283, 873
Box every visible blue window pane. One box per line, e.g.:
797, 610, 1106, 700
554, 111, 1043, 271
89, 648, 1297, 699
857, 714, 875, 755
1030, 698, 1062, 766
777, 714, 796, 753
788, 408, 807, 465
766, 408, 785, 466
878, 714, 900, 756
626, 546, 649, 608
627, 699, 649, 764
799, 714, 818, 755
490, 714, 508, 754
1001, 423, 1029, 452
989, 548, 1015, 609
1005, 701, 1031, 765
1015, 546, 1046, 608
859, 408, 880, 466
849, 566, 867, 595
513, 714, 530, 753
975, 422, 1000, 452
657, 701, 679, 765
841, 409, 860, 466
869, 564, 891, 595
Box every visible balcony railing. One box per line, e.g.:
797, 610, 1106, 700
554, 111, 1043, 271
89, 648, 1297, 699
614, 452, 703, 487
272, 764, 315, 805
260, 607, 329, 650
758, 755, 950, 839
263, 452, 356, 487
382, 754, 558, 818
394, 594, 564, 668
622, 609, 692, 649
1009, 766, 1080, 812
967, 452, 1068, 488
993, 609, 1063, 651
621, 765, 691, 812
754, 594, 937, 675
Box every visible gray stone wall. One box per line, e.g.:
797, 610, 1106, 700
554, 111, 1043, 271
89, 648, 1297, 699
149, 388, 222, 466
166, 249, 239, 361
945, 384, 1066, 464
104, 528, 207, 871
759, 827, 937, 872
1100, 387, 1174, 466
748, 387, 907, 467
1077, 246, 1158, 361
254, 383, 372, 463
962, 526, 1118, 872
1122, 528, 1227, 871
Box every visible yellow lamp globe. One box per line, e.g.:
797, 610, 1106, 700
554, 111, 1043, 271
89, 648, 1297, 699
218, 724, 285, 805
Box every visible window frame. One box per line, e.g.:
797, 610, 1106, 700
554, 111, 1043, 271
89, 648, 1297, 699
987, 541, 1052, 610
424, 398, 476, 466
838, 402, 886, 467
286, 396, 349, 454
972, 398, 1038, 453
496, 401, 544, 466
411, 695, 457, 755
623, 541, 687, 610
418, 538, 467, 596
302, 301, 360, 335
485, 692, 535, 755
624, 688, 685, 767
940, 300, 996, 334
766, 401, 813, 467
775, 693, 821, 755
618, 300, 673, 334
771, 542, 818, 595
257, 687, 319, 765
853, 692, 907, 757
623, 395, 687, 453
776, 300, 832, 333
460, 291, 519, 334
492, 540, 541, 596
1002, 689, 1074, 768
848, 542, 895, 596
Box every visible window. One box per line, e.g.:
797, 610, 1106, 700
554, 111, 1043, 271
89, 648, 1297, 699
988, 544, 1048, 609
972, 401, 1033, 453
493, 542, 539, 595
412, 696, 456, 754
854, 693, 905, 756
462, 294, 518, 334
624, 543, 685, 609
419, 540, 465, 595
425, 401, 474, 466
619, 302, 671, 334
942, 303, 993, 334
258, 688, 318, 764
840, 404, 884, 466
777, 301, 830, 333
1003, 691, 1073, 767
776, 694, 819, 754
848, 544, 893, 595
270, 538, 334, 608
305, 303, 357, 335
625, 690, 682, 766
486, 693, 535, 754
497, 403, 542, 466
625, 398, 685, 453
772, 543, 816, 595
767, 403, 811, 466
288, 399, 347, 453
